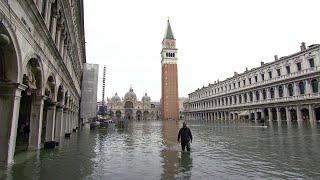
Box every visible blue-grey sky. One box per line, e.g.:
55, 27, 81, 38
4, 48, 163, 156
84, 0, 320, 102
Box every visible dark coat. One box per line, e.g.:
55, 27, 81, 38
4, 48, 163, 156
178, 127, 193, 143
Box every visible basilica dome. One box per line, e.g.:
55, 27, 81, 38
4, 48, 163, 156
111, 93, 121, 102
124, 87, 137, 101
142, 93, 151, 102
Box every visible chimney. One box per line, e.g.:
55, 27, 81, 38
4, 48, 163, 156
261, 61, 264, 66
245, 67, 248, 72
274, 55, 278, 61
234, 71, 238, 76
300, 42, 306, 51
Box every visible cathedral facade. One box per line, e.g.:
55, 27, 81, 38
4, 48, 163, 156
107, 87, 159, 120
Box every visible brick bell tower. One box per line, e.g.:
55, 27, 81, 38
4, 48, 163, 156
161, 19, 179, 121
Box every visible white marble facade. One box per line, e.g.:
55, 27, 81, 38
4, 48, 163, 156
0, 0, 85, 165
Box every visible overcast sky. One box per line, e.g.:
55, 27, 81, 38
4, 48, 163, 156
84, 0, 320, 102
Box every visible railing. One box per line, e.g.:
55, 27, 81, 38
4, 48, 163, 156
189, 66, 320, 103
188, 92, 320, 112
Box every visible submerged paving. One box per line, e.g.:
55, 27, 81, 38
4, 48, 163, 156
1, 120, 320, 179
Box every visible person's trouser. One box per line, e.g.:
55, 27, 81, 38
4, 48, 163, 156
181, 141, 191, 151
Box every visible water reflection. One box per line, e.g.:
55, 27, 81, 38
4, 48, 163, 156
1, 120, 320, 179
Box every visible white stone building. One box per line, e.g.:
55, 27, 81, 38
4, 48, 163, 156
0, 0, 86, 165
185, 43, 320, 123
107, 87, 159, 120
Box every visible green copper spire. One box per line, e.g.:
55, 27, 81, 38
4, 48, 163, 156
164, 18, 175, 40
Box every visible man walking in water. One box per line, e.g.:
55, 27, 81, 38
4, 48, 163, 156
178, 122, 193, 151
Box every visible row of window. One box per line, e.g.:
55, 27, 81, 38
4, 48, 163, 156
165, 52, 175, 58
190, 79, 319, 110
190, 58, 316, 100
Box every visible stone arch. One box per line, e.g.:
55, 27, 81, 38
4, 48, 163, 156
115, 110, 121, 119
301, 108, 309, 121
143, 111, 150, 120
290, 108, 297, 121
23, 56, 44, 95
0, 15, 22, 83
124, 101, 133, 108
280, 107, 286, 121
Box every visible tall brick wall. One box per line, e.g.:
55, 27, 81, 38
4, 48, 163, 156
161, 63, 179, 120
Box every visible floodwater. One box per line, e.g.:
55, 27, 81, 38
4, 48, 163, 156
1, 120, 320, 179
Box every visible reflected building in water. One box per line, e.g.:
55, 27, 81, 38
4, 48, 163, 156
161, 121, 193, 179
185, 43, 320, 123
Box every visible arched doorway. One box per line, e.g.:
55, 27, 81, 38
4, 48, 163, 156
16, 58, 44, 153
151, 111, 155, 120
143, 111, 150, 120
271, 108, 277, 121
115, 110, 121, 119
136, 110, 142, 120
0, 20, 27, 164
280, 107, 286, 121
109, 111, 114, 118
301, 108, 309, 121
125, 109, 133, 120
290, 109, 297, 121
124, 101, 133, 108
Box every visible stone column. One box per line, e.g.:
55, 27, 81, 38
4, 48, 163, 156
69, 110, 73, 132
50, 12, 58, 40
64, 109, 69, 135
0, 83, 26, 165
45, 102, 56, 142
60, 33, 66, 57
274, 87, 279, 99
276, 107, 281, 121
268, 108, 272, 121
55, 26, 63, 49
286, 107, 291, 122
253, 91, 256, 102
305, 79, 311, 94
44, 0, 51, 27
267, 88, 271, 99
29, 95, 45, 150
259, 90, 263, 101
54, 105, 64, 141
309, 104, 315, 122
284, 84, 288, 97
297, 106, 302, 121
254, 110, 258, 120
